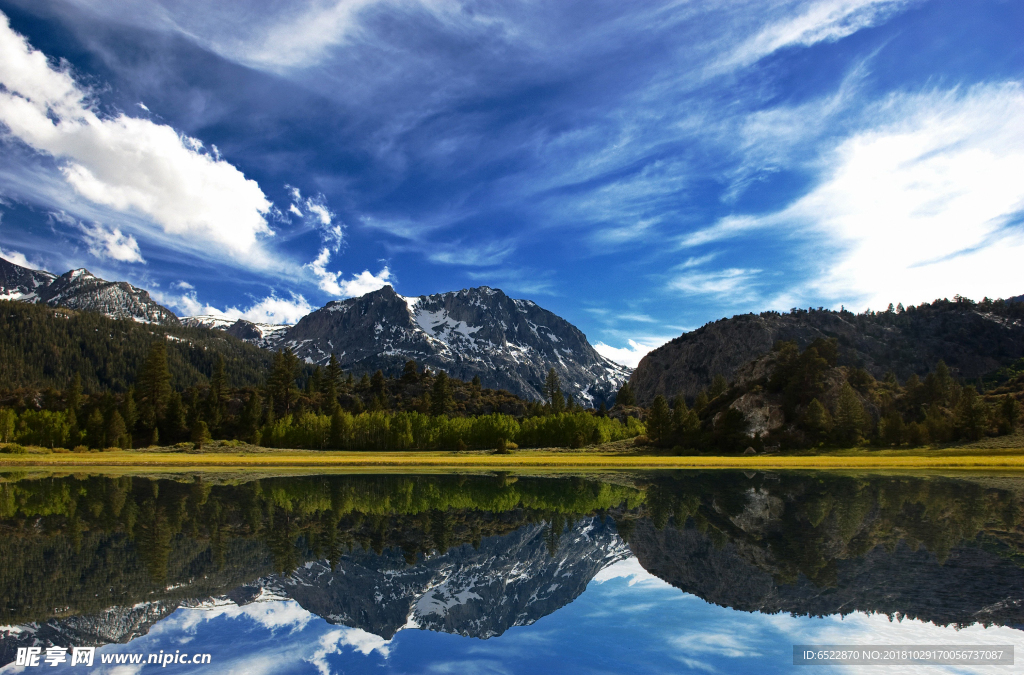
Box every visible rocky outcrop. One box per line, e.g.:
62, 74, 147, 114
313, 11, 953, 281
631, 306, 1024, 405
282, 285, 629, 404
0, 257, 178, 325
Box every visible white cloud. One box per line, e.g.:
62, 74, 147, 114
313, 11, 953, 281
170, 280, 194, 290
671, 631, 761, 658
593, 557, 667, 586
337, 265, 393, 297
288, 187, 344, 251
668, 267, 761, 297
426, 240, 516, 267
166, 290, 314, 324
593, 338, 669, 368
718, 0, 912, 73
0, 245, 32, 268
720, 82, 1024, 310
304, 247, 392, 297
79, 222, 145, 263
0, 12, 274, 262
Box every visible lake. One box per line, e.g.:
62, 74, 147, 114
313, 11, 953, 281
1, 471, 1022, 673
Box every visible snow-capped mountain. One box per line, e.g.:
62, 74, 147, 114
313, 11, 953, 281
181, 315, 288, 349
280, 285, 630, 403
262, 516, 629, 640
0, 517, 628, 663
3, 255, 628, 402
0, 257, 179, 325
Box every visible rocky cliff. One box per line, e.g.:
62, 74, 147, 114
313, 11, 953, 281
631, 303, 1024, 405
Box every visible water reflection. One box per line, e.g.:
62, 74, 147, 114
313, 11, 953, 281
1, 471, 1023, 672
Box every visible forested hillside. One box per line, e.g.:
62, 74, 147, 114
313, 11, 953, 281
0, 300, 277, 391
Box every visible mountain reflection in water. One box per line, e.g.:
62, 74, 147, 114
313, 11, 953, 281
2, 471, 1024, 672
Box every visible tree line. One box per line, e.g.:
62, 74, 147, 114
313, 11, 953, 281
1, 341, 643, 451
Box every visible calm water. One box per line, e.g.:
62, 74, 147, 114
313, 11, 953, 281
2, 471, 1023, 674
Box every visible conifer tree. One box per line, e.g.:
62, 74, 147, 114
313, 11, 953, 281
615, 382, 635, 407
803, 398, 832, 444
833, 383, 866, 445
646, 395, 673, 447
324, 355, 342, 414
268, 349, 300, 415
85, 408, 105, 449
371, 370, 387, 400
693, 389, 709, 413
955, 386, 987, 441
66, 373, 82, 417
107, 410, 128, 449
431, 371, 453, 416
544, 369, 564, 412
710, 374, 728, 399
191, 420, 211, 450
121, 388, 137, 443
240, 390, 262, 443
138, 342, 171, 430
402, 360, 419, 383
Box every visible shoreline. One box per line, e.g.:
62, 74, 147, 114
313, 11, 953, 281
4, 446, 1024, 470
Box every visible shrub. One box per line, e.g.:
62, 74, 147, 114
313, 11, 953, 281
72, 445, 89, 453
633, 435, 651, 447
1, 443, 28, 454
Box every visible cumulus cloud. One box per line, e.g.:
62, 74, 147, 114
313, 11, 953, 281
593, 338, 669, 368
304, 247, 392, 297
0, 12, 274, 262
167, 290, 314, 324
170, 280, 194, 290
79, 222, 145, 263
711, 82, 1024, 310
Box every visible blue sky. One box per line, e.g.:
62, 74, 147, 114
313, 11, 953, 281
0, 0, 1022, 365
6, 558, 1022, 675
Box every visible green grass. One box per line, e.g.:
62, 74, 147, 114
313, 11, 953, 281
4, 438, 1024, 471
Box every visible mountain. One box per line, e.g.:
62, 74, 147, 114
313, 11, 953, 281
631, 300, 1024, 405
239, 517, 628, 640
2, 255, 627, 402
279, 285, 629, 404
0, 257, 178, 325
181, 315, 287, 349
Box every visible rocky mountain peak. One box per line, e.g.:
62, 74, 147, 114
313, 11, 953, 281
0, 257, 178, 325
284, 284, 630, 404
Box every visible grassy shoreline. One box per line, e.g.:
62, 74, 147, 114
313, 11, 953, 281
4, 443, 1024, 470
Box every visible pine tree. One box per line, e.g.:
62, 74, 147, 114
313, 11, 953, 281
709, 374, 728, 399
66, 373, 82, 417
191, 420, 211, 450
121, 388, 137, 445
402, 360, 419, 383
324, 354, 342, 414
163, 391, 187, 444
694, 390, 709, 413
268, 349, 300, 416
833, 383, 866, 446
138, 342, 171, 430
615, 382, 635, 407
107, 410, 128, 449
85, 408, 105, 449
646, 395, 673, 447
431, 371, 453, 416
954, 386, 987, 441
371, 370, 387, 400
803, 398, 832, 444
544, 368, 564, 412
208, 355, 227, 432
999, 395, 1021, 435
240, 390, 262, 443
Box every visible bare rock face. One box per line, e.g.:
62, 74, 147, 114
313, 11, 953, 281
631, 308, 1024, 405
281, 285, 629, 404
728, 391, 784, 437
1, 257, 178, 325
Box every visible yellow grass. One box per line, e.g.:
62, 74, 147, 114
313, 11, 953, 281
4, 444, 1024, 471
